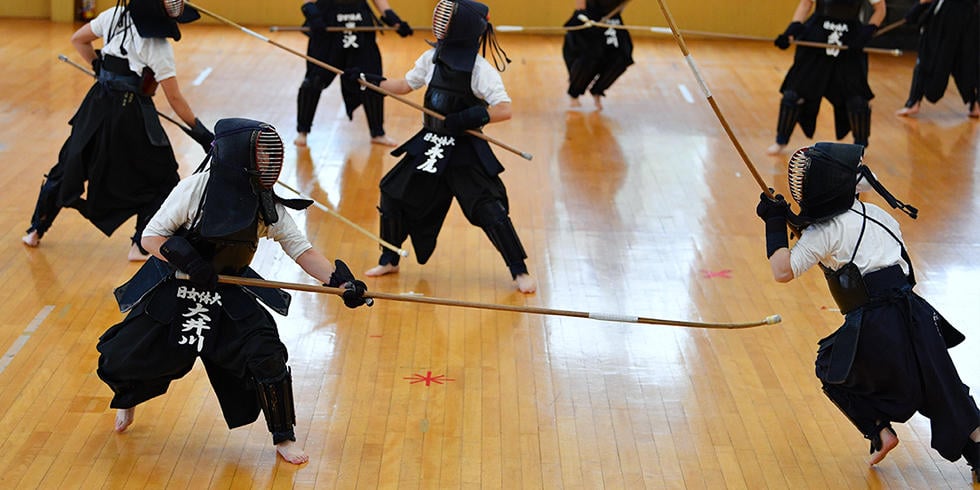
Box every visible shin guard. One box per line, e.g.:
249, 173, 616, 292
378, 198, 407, 266
255, 367, 296, 444
589, 56, 630, 97
297, 75, 327, 133
776, 91, 803, 145
475, 200, 528, 277
846, 97, 871, 146
822, 384, 884, 453
363, 92, 386, 138
567, 58, 600, 98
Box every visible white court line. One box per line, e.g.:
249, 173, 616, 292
678, 84, 695, 104
192, 67, 213, 86
0, 305, 55, 374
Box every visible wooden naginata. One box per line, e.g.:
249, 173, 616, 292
183, 1, 533, 161
57, 53, 410, 258
269, 25, 432, 33
178, 272, 783, 330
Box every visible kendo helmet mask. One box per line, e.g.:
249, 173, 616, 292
787, 142, 917, 226
430, 0, 510, 72
196, 118, 309, 238
124, 0, 200, 41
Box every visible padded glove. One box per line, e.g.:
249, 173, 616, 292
756, 191, 790, 258
182, 118, 214, 154
444, 106, 490, 134
301, 2, 327, 31
342, 67, 386, 91
774, 21, 804, 50
160, 236, 217, 290
381, 9, 413, 37
325, 259, 370, 308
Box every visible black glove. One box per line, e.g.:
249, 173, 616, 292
342, 67, 386, 90
774, 21, 805, 50
381, 9, 413, 37
160, 236, 218, 290
301, 2, 327, 31
756, 191, 790, 258
325, 259, 370, 308
444, 106, 490, 134
850, 24, 878, 53
904, 1, 932, 25
183, 118, 214, 154
91, 49, 103, 76
563, 9, 589, 27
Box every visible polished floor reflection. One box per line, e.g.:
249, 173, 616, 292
1, 18, 978, 488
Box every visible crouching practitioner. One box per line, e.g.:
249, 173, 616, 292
755, 142, 979, 480
350, 0, 537, 293
23, 0, 214, 261
562, 0, 634, 111
295, 0, 413, 148
96, 118, 369, 464
767, 0, 885, 155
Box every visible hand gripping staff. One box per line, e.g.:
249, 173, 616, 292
179, 273, 783, 330
183, 1, 533, 161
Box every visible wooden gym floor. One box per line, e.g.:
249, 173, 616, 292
0, 17, 977, 489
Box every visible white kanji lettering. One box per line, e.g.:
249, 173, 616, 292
822, 21, 848, 57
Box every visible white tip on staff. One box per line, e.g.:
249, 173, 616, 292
274, 180, 409, 257
183, 273, 783, 329
184, 1, 532, 162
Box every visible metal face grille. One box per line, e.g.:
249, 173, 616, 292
787, 146, 811, 204
254, 127, 283, 190
432, 0, 455, 40
162, 0, 184, 18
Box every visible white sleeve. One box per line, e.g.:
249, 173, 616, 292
789, 226, 830, 279
405, 49, 434, 90
471, 57, 511, 106
263, 207, 314, 260
141, 39, 177, 81
143, 175, 206, 237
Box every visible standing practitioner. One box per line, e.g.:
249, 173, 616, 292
756, 142, 979, 480
294, 0, 413, 148
351, 0, 536, 293
562, 0, 634, 111
22, 0, 214, 260
895, 0, 980, 117
767, 0, 885, 155
97, 118, 369, 464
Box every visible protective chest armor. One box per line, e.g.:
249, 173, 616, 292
816, 0, 863, 20
186, 217, 259, 275
821, 262, 870, 314
316, 0, 373, 26
423, 62, 486, 132
587, 0, 625, 17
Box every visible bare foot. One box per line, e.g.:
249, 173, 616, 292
115, 408, 134, 433
515, 273, 537, 294
276, 440, 309, 464
128, 243, 149, 262
868, 426, 899, 466
766, 143, 787, 155
593, 95, 604, 111
371, 135, 398, 147
21, 230, 40, 247
569, 97, 582, 108
895, 103, 920, 117
969, 102, 980, 118
365, 263, 399, 277
294, 132, 308, 147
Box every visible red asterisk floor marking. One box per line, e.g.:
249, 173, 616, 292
700, 269, 733, 279
404, 371, 455, 386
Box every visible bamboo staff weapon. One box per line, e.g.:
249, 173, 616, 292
57, 54, 193, 130
273, 180, 409, 257
269, 25, 433, 33
649, 0, 776, 198
790, 39, 903, 56
192, 273, 782, 330
185, 1, 533, 161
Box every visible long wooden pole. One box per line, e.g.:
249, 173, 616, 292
650, 0, 775, 198
273, 180, 409, 257
202, 273, 782, 329
185, 1, 533, 161
269, 25, 433, 33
